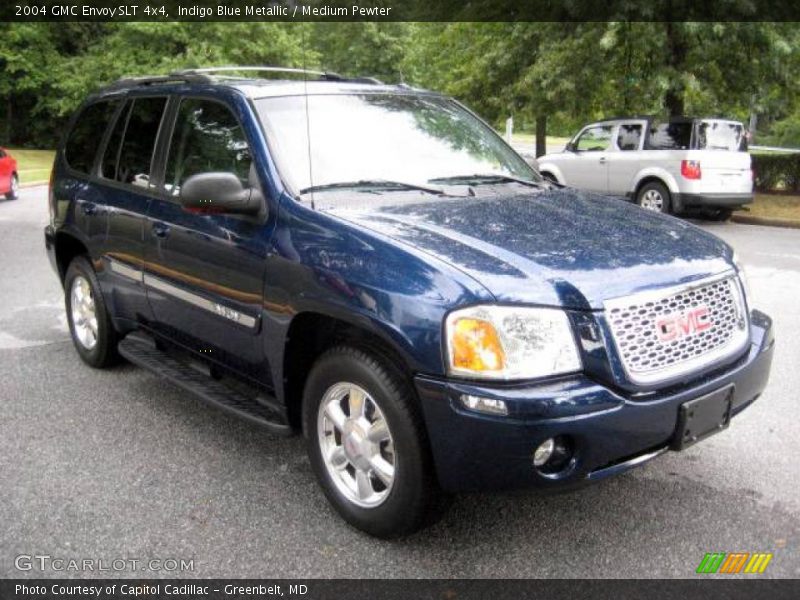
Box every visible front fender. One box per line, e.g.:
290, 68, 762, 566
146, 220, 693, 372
536, 161, 566, 184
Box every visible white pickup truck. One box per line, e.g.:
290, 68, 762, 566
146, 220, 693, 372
536, 117, 753, 219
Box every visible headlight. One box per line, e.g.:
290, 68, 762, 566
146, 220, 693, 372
445, 305, 581, 380
732, 251, 752, 301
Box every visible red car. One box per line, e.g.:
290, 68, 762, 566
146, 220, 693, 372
0, 148, 19, 200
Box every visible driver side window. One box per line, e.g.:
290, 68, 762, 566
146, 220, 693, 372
575, 125, 613, 152
165, 98, 252, 196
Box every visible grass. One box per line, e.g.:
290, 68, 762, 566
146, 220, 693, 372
748, 193, 800, 223
6, 148, 55, 186
512, 133, 571, 148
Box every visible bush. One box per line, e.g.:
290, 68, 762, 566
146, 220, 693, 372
750, 153, 800, 192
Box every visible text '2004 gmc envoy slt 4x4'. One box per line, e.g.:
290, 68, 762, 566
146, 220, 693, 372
45, 67, 774, 538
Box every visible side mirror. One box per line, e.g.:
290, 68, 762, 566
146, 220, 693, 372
565, 141, 577, 152
179, 172, 262, 215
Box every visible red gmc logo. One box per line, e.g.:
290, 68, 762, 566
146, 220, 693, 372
656, 306, 713, 342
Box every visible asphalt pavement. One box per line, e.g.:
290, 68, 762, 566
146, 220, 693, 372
1, 186, 798, 578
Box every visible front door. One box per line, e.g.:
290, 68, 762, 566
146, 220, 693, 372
562, 124, 613, 193
143, 96, 269, 382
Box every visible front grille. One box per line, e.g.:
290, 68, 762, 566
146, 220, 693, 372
605, 276, 748, 385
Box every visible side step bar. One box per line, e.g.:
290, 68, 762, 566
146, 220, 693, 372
118, 333, 292, 436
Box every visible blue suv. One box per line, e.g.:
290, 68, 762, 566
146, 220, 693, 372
45, 67, 774, 537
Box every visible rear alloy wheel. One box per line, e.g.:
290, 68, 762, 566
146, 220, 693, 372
636, 181, 671, 214
304, 345, 443, 538
5, 174, 18, 200
65, 256, 119, 368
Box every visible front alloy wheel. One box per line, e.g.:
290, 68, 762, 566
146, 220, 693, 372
304, 345, 444, 538
317, 382, 396, 508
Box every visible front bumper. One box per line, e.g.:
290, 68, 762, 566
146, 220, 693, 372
416, 310, 774, 493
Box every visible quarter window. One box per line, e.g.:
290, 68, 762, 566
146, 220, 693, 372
100, 100, 132, 181
65, 100, 120, 174
114, 97, 167, 188
165, 99, 251, 195
575, 125, 613, 152
617, 124, 643, 151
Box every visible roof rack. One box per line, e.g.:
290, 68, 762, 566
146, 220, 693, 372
175, 66, 384, 84
104, 66, 384, 91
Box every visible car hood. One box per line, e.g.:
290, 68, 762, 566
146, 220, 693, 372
323, 188, 734, 310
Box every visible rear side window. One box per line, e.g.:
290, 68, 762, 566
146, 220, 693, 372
617, 124, 642, 151
115, 97, 167, 188
647, 122, 692, 150
64, 100, 120, 174
164, 98, 251, 195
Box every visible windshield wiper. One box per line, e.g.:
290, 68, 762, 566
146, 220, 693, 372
430, 173, 550, 188
299, 179, 447, 196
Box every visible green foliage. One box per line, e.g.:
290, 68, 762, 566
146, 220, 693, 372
1, 21, 800, 148
751, 153, 800, 192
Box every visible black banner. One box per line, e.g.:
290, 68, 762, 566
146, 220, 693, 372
1, 579, 799, 600
2, 0, 800, 22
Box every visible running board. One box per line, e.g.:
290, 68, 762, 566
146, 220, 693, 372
118, 333, 291, 436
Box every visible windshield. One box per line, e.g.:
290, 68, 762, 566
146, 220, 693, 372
695, 120, 746, 151
255, 93, 537, 195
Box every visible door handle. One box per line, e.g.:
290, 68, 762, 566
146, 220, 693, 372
80, 201, 97, 215
152, 222, 171, 239
598, 157, 607, 164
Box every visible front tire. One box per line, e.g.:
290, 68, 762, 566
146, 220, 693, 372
636, 181, 671, 214
5, 174, 18, 200
64, 256, 119, 368
303, 345, 442, 538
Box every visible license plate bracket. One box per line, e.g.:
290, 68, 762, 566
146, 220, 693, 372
671, 385, 734, 451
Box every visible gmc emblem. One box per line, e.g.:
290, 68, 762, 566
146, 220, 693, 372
656, 306, 713, 342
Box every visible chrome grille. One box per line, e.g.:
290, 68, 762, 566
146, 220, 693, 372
605, 276, 748, 385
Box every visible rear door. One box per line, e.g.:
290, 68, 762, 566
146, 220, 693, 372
561, 124, 614, 192
94, 95, 169, 325
143, 95, 269, 381
606, 120, 647, 195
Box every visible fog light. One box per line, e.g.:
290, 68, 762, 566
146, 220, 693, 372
533, 438, 555, 467
459, 394, 508, 416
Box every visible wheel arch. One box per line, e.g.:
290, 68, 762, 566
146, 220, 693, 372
537, 162, 565, 184
54, 231, 90, 284
279, 310, 419, 431
631, 168, 679, 197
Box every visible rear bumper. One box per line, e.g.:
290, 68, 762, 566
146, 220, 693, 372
676, 192, 753, 208
415, 310, 774, 493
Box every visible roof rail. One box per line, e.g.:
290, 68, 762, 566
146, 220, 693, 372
173, 66, 384, 85
104, 66, 385, 92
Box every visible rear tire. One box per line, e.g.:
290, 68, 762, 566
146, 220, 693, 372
303, 345, 443, 538
704, 208, 734, 221
65, 256, 120, 368
5, 174, 18, 200
636, 181, 671, 214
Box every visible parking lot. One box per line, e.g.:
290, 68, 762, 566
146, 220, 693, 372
1, 185, 798, 578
